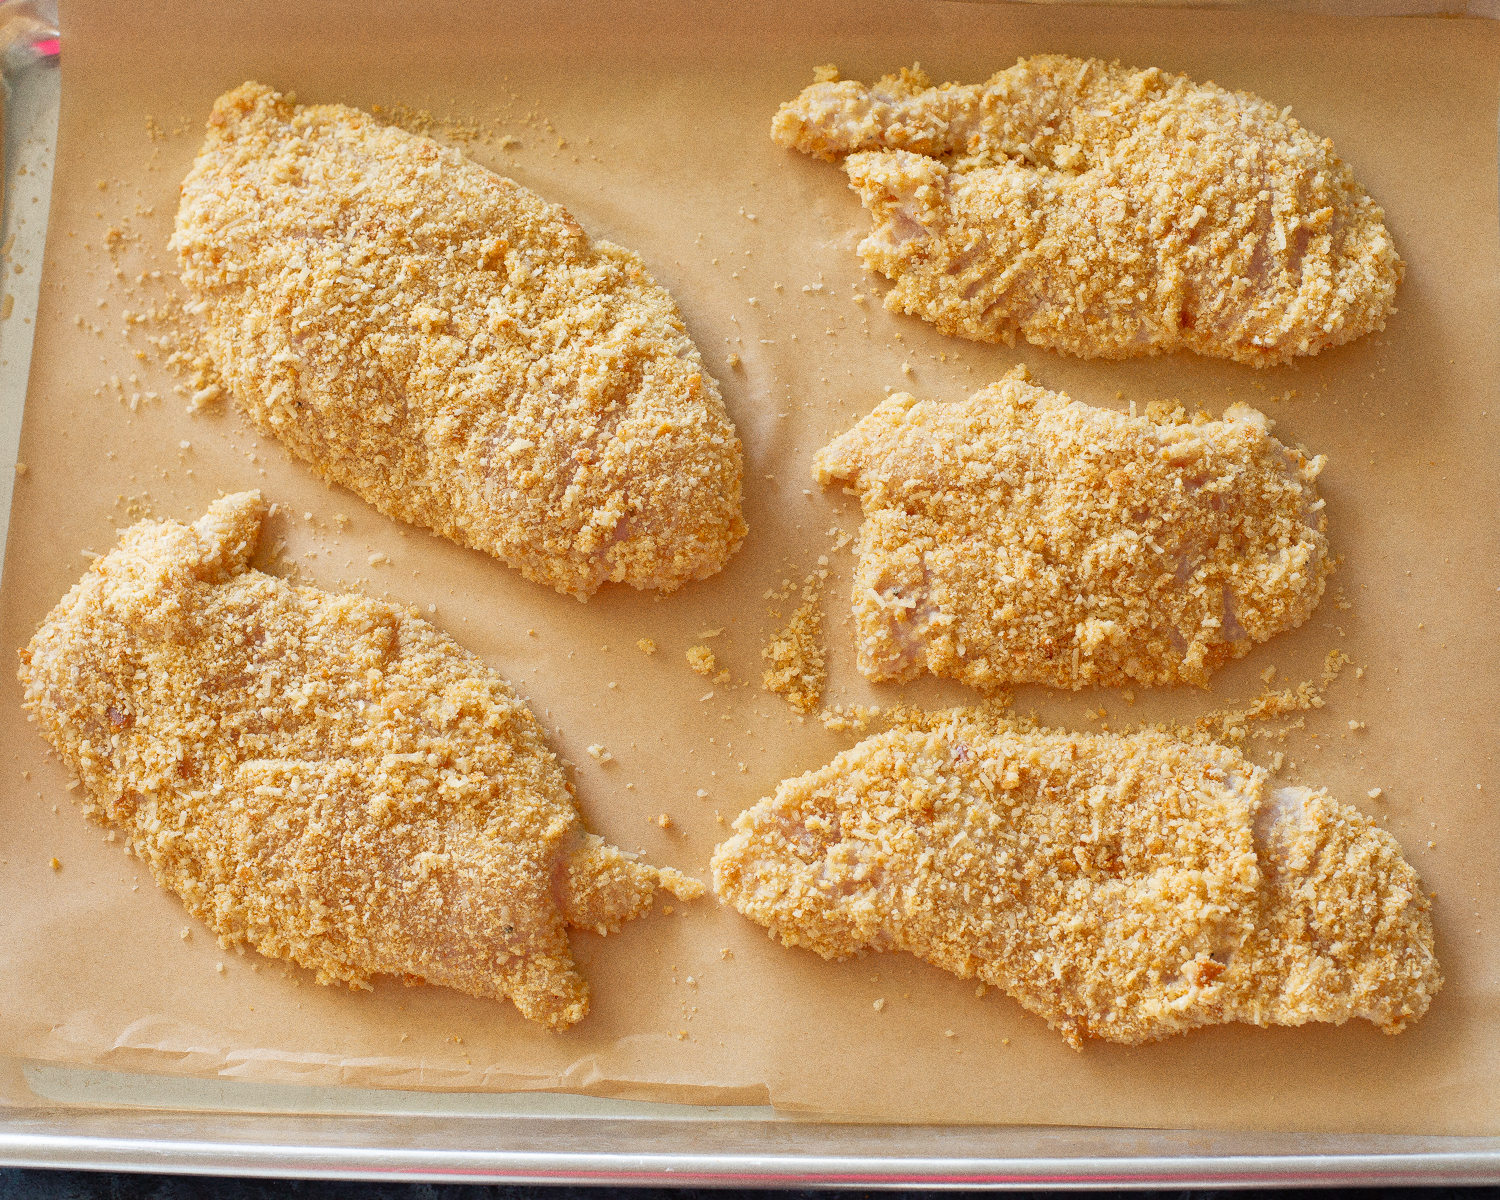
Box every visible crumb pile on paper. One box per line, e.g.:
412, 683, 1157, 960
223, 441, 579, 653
762, 573, 827, 714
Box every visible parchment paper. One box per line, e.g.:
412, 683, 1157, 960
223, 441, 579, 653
0, 0, 1496, 1132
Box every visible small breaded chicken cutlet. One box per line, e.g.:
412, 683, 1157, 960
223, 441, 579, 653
19, 493, 702, 1029
815, 369, 1330, 690
773, 58, 1401, 366
173, 83, 745, 598
711, 712, 1440, 1047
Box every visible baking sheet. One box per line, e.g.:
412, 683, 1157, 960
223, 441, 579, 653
0, 0, 1496, 1133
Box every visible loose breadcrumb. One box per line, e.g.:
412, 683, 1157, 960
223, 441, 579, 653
712, 709, 1439, 1047
762, 591, 827, 714
686, 645, 717, 676
172, 83, 746, 598
773, 57, 1401, 366
657, 868, 704, 900
816, 368, 1330, 690
369, 101, 486, 147
819, 705, 878, 733
636, 639, 657, 656
1183, 649, 1348, 745
19, 493, 700, 1030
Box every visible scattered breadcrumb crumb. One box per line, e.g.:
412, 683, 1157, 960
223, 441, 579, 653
762, 591, 826, 713
1182, 650, 1350, 745
687, 645, 716, 676
819, 704, 887, 734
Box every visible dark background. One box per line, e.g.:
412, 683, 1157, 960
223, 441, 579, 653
5, 1182, 1500, 1200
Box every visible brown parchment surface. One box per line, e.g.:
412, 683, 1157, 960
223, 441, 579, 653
0, 0, 1496, 1132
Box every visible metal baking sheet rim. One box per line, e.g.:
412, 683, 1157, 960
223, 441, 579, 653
1, 1150, 1498, 1189
4, 1116, 1500, 1186
4, 5, 1500, 1188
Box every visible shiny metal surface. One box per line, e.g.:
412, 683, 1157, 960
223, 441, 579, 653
0, 9, 57, 569
4, 1111, 1500, 1186
5, 1060, 1500, 1186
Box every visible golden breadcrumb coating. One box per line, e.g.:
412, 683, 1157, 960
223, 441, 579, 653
711, 712, 1439, 1047
815, 369, 1330, 690
773, 58, 1401, 366
19, 493, 701, 1029
173, 83, 745, 598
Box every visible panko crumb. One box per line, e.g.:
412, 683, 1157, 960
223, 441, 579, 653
636, 638, 657, 656
762, 591, 826, 713
819, 704, 884, 733
686, 645, 717, 676
658, 867, 705, 900
369, 100, 486, 147
1184, 650, 1349, 745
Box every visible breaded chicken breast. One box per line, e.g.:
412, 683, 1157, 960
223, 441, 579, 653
19, 493, 701, 1029
173, 83, 745, 598
773, 58, 1401, 366
815, 369, 1330, 690
711, 712, 1440, 1047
